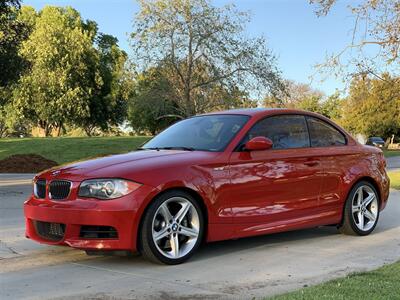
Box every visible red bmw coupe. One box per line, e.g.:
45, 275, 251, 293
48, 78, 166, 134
24, 109, 390, 264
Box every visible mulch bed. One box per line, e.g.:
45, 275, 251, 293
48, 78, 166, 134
0, 154, 58, 173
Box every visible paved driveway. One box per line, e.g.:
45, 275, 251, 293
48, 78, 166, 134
0, 173, 399, 300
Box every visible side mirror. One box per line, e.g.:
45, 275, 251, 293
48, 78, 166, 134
244, 136, 273, 151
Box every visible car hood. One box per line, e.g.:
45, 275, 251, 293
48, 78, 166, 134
38, 150, 218, 182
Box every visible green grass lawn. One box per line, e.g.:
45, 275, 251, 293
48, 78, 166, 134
268, 261, 400, 300
0, 136, 151, 164
388, 170, 400, 190
383, 149, 400, 158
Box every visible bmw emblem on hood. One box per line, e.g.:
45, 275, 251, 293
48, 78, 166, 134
51, 170, 61, 176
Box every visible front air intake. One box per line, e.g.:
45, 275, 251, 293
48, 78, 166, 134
79, 226, 118, 239
34, 221, 65, 241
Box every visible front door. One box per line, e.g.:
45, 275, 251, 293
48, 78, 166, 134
228, 114, 324, 227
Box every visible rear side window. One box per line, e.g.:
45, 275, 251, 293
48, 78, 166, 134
245, 115, 310, 149
306, 117, 346, 147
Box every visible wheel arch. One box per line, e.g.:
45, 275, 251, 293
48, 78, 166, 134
353, 176, 382, 203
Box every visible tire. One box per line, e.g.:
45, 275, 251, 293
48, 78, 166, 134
139, 190, 204, 264
339, 181, 380, 236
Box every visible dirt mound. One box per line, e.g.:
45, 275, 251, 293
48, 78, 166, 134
0, 154, 58, 173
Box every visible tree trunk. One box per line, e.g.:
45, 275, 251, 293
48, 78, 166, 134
38, 120, 51, 137
44, 125, 51, 137
184, 87, 194, 117
0, 123, 7, 138
84, 126, 95, 137
56, 122, 63, 137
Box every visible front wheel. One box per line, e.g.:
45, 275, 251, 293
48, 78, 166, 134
139, 190, 204, 264
339, 181, 380, 236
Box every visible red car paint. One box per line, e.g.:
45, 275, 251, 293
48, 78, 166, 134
24, 109, 390, 252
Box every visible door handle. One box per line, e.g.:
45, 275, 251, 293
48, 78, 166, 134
304, 161, 319, 167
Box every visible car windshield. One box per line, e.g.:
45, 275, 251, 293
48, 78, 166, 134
142, 114, 249, 152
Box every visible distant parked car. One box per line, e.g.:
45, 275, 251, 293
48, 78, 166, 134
366, 137, 385, 148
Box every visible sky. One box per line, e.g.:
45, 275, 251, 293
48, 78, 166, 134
23, 0, 359, 95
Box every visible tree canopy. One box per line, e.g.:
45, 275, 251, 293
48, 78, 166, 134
130, 0, 284, 118
341, 74, 400, 138
264, 80, 324, 108
310, 0, 400, 81
78, 33, 129, 136
127, 63, 255, 134
11, 6, 100, 136
0, 0, 31, 136
0, 0, 29, 86
4, 5, 128, 137
127, 67, 179, 135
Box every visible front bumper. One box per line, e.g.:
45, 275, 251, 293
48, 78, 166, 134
24, 184, 156, 251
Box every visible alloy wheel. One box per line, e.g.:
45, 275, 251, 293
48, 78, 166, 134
151, 197, 200, 259
351, 185, 378, 232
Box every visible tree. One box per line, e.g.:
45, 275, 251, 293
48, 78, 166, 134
131, 0, 284, 118
295, 95, 324, 114
128, 67, 179, 135
12, 6, 102, 136
310, 0, 400, 80
264, 80, 324, 109
263, 80, 346, 120
341, 74, 400, 138
127, 62, 257, 134
78, 34, 129, 136
0, 1, 33, 137
321, 92, 343, 121
0, 0, 30, 86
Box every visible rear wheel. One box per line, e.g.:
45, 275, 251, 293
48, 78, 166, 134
339, 181, 379, 236
140, 190, 204, 264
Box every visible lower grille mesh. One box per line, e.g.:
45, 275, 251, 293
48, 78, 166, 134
34, 221, 65, 241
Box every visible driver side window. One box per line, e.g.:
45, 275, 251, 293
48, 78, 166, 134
245, 115, 310, 149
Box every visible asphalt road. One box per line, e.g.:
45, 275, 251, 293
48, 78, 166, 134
0, 171, 399, 300
387, 156, 400, 171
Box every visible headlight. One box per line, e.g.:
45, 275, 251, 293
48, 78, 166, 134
78, 179, 141, 200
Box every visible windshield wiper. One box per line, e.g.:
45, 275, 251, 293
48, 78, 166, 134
138, 146, 195, 151
137, 147, 161, 151
162, 146, 195, 151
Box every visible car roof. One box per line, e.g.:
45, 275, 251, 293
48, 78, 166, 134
204, 108, 319, 117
